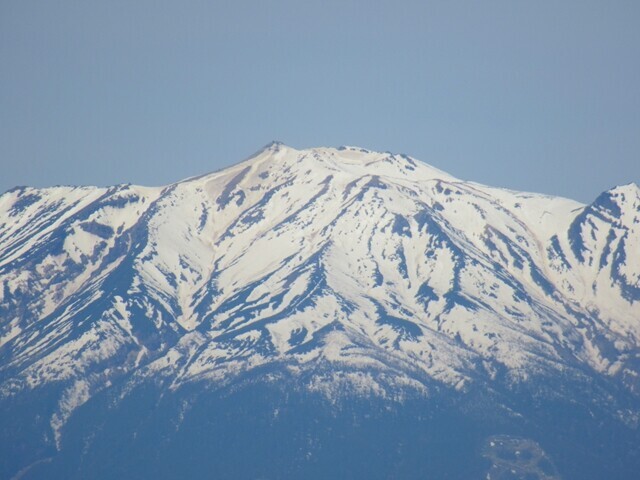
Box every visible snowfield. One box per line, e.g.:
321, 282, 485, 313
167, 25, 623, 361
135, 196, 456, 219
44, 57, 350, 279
1, 143, 639, 475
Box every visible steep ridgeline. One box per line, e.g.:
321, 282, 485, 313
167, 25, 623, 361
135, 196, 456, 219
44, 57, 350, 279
1, 143, 639, 479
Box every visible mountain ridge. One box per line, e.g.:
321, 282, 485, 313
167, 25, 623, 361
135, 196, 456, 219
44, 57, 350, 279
1, 143, 639, 479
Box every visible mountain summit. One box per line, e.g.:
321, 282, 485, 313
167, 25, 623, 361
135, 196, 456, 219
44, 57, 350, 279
1, 144, 639, 479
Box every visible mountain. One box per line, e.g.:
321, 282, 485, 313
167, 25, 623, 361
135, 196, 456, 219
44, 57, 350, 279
1, 142, 639, 479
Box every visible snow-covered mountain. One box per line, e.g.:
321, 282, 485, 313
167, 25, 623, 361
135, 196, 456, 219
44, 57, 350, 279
1, 142, 639, 479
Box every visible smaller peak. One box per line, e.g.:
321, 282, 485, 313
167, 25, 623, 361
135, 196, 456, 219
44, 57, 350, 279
613, 182, 639, 193
599, 182, 640, 200
590, 182, 639, 217
600, 181, 638, 192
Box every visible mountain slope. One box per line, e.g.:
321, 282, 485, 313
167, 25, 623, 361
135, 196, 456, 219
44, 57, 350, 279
1, 143, 639, 479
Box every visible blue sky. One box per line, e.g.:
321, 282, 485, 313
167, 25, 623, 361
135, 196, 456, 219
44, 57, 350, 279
1, 1, 638, 202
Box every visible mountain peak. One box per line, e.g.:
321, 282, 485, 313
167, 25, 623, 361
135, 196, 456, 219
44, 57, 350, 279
235, 143, 458, 187
263, 140, 286, 150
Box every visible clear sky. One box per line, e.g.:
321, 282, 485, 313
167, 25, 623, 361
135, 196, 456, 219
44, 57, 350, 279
1, 1, 638, 203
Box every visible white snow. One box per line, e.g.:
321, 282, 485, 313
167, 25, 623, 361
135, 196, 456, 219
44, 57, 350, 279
2, 142, 640, 439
